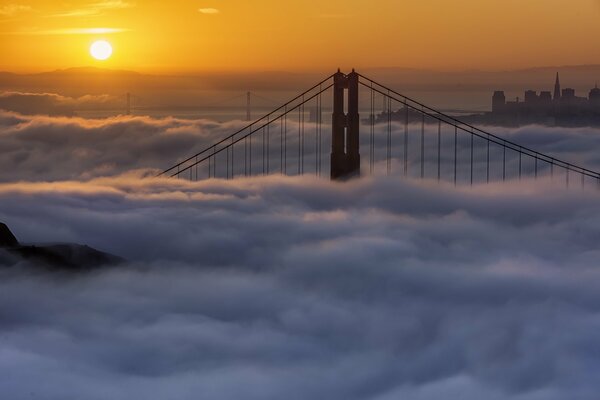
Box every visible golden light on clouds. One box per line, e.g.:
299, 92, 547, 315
0, 4, 32, 16
48, 0, 133, 17
198, 8, 220, 14
6, 27, 130, 35
1, 0, 600, 73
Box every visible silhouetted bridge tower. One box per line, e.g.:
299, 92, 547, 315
158, 70, 600, 188
331, 70, 360, 179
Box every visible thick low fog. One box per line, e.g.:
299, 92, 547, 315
1, 107, 600, 399
0, 110, 245, 181
1, 174, 600, 399
0, 91, 119, 116
1, 109, 600, 183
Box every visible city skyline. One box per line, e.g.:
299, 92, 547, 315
487, 72, 600, 126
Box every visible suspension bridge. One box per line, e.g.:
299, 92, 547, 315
157, 70, 600, 188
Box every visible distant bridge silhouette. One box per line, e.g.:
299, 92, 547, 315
158, 70, 600, 188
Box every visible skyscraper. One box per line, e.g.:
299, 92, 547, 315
590, 83, 600, 109
554, 72, 561, 101
492, 91, 506, 113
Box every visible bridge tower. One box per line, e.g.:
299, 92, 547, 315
331, 69, 360, 180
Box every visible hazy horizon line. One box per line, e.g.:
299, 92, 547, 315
3, 63, 600, 77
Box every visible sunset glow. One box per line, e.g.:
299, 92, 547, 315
2, 0, 600, 73
3, 1, 600, 399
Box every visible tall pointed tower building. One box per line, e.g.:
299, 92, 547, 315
553, 72, 561, 101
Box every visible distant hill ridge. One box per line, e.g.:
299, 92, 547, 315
2, 64, 599, 110
0, 222, 123, 271
3, 64, 600, 77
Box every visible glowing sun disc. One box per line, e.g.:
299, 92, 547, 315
90, 40, 112, 60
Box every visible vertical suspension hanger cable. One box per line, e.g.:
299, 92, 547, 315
387, 94, 392, 175
470, 128, 473, 186
519, 148, 522, 180
280, 115, 283, 175
372, 89, 375, 174
454, 125, 457, 186
390, 95, 393, 175
285, 106, 288, 175
301, 99, 305, 175
316, 87, 320, 176
502, 141, 506, 182
231, 136, 235, 179
298, 103, 301, 175
300, 102, 302, 175
369, 85, 372, 174
486, 134, 490, 184
421, 107, 425, 179
404, 99, 408, 177
370, 82, 374, 175
437, 120, 441, 181
314, 93, 320, 176
249, 131, 252, 177
318, 84, 322, 177
212, 145, 216, 178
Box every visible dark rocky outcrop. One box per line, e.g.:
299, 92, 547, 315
0, 222, 123, 271
0, 222, 19, 247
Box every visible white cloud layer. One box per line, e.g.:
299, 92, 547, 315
1, 107, 600, 398
0, 91, 118, 116
0, 109, 599, 183
1, 175, 600, 399
0, 110, 243, 181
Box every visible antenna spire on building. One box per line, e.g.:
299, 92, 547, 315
553, 72, 561, 101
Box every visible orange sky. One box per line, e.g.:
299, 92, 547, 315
1, 0, 600, 73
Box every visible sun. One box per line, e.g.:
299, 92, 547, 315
90, 40, 112, 60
